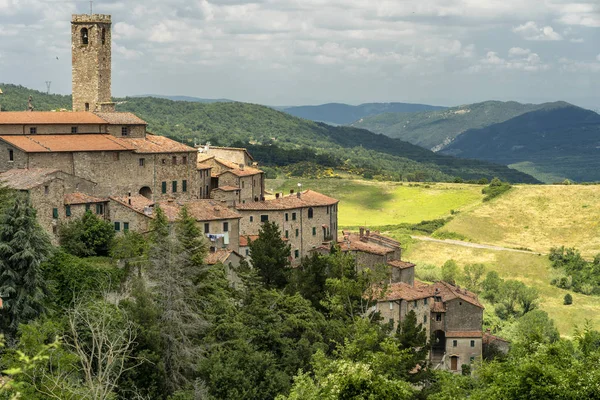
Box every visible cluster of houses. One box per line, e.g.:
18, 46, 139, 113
0, 13, 507, 372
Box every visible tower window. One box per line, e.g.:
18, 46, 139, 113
101, 28, 106, 45
8, 149, 13, 161
81, 28, 89, 45
29, 127, 37, 134
71, 126, 78, 133
121, 126, 129, 136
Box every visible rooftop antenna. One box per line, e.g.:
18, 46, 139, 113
45, 81, 51, 95
89, 0, 93, 14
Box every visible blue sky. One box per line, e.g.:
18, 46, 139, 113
0, 0, 598, 108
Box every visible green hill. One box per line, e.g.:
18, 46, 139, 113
281, 102, 445, 125
0, 84, 538, 183
350, 100, 546, 150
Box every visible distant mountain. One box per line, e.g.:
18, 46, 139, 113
350, 100, 549, 150
282, 102, 446, 125
439, 104, 600, 182
133, 94, 234, 103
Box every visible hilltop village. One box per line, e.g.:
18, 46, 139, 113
0, 14, 495, 373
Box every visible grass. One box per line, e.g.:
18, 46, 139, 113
444, 185, 600, 258
404, 240, 600, 336
268, 178, 484, 227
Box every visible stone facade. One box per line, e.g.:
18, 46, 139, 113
71, 14, 114, 112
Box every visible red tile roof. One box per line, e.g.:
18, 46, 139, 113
214, 186, 240, 192
239, 234, 287, 247
64, 192, 107, 205
379, 280, 432, 301
446, 331, 483, 338
336, 233, 396, 256
205, 249, 242, 265
432, 281, 484, 309
0, 111, 107, 125
388, 260, 415, 269
0, 134, 135, 152
123, 134, 196, 153
483, 331, 510, 344
236, 190, 338, 211
0, 168, 60, 189
215, 158, 263, 177
95, 112, 147, 125
207, 146, 255, 161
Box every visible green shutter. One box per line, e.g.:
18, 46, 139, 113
172, 181, 177, 193
65, 205, 71, 217
52, 208, 58, 219
96, 204, 102, 214
124, 222, 129, 231
85, 203, 90, 211
161, 181, 167, 194
114, 222, 121, 231
312, 227, 316, 236
182, 180, 187, 192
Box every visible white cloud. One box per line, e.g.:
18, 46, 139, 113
513, 21, 562, 41
474, 49, 549, 72
508, 47, 531, 57
559, 57, 600, 73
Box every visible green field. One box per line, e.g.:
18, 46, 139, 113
268, 178, 484, 227
444, 185, 600, 257
404, 241, 600, 336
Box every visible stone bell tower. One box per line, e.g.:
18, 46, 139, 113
71, 14, 115, 112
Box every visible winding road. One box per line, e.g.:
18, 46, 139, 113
411, 235, 545, 256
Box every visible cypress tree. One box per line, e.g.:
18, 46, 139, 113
249, 220, 291, 290
0, 194, 53, 340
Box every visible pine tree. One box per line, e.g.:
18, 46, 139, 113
0, 194, 53, 341
395, 310, 429, 381
249, 220, 291, 290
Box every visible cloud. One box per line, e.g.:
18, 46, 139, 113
474, 49, 550, 72
513, 21, 562, 41
559, 57, 600, 73
508, 47, 531, 57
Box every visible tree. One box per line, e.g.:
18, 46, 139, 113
510, 310, 560, 352
59, 210, 115, 257
495, 280, 538, 319
395, 310, 429, 381
564, 293, 573, 305
248, 221, 291, 290
462, 263, 486, 293
290, 253, 332, 311
441, 260, 459, 285
481, 271, 503, 302
0, 194, 53, 341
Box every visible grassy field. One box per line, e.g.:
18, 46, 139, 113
268, 178, 484, 227
404, 241, 600, 336
444, 185, 600, 257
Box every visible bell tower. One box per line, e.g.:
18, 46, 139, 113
71, 14, 115, 112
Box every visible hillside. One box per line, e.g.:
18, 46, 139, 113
282, 102, 445, 125
0, 84, 538, 183
133, 94, 234, 103
440, 105, 600, 182
350, 100, 544, 150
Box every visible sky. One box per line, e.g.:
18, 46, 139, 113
0, 0, 598, 109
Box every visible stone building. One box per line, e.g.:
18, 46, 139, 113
236, 190, 338, 264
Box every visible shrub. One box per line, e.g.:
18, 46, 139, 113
58, 210, 115, 257
564, 293, 573, 305
482, 178, 512, 202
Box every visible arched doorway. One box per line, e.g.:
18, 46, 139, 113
139, 186, 152, 199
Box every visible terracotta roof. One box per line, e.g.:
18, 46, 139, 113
109, 195, 155, 217
197, 154, 215, 164
214, 185, 240, 192
432, 281, 484, 309
64, 192, 107, 205
215, 158, 263, 177
446, 331, 483, 338
336, 233, 396, 256
95, 112, 147, 125
207, 146, 254, 161
0, 168, 60, 190
379, 280, 432, 301
123, 134, 196, 153
239, 235, 260, 247
159, 200, 241, 222
236, 190, 338, 211
388, 260, 415, 269
0, 111, 107, 125
205, 249, 242, 265
483, 331, 510, 344
0, 134, 135, 152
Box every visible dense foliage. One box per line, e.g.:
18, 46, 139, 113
481, 178, 512, 202
549, 246, 600, 295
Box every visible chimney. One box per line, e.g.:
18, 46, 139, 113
276, 193, 280, 199
297, 192, 301, 199
359, 227, 364, 238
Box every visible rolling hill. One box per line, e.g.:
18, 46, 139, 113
282, 102, 445, 125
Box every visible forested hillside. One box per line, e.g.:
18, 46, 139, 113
0, 84, 538, 182
281, 102, 445, 125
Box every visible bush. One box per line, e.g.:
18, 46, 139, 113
59, 210, 115, 257
482, 178, 512, 202
564, 293, 573, 305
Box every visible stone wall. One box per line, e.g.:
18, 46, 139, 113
153, 152, 200, 201
28, 179, 65, 243
199, 168, 211, 198
205, 148, 252, 166
106, 125, 145, 138
0, 124, 105, 135
444, 338, 482, 371
0, 143, 27, 172
202, 218, 240, 251
445, 299, 483, 332
107, 200, 152, 233
392, 267, 414, 285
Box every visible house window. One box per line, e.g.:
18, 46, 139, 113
250, 216, 253, 222
85, 103, 90, 111
172, 181, 177, 193
295, 228, 299, 237
30, 127, 37, 134
121, 126, 129, 136
424, 315, 427, 323
204, 223, 209, 233
139, 158, 145, 167
245, 249, 249, 256
294, 249, 299, 258
124, 222, 129, 231
413, 300, 417, 307
436, 313, 442, 321
161, 182, 167, 194
285, 230, 289, 238
85, 203, 90, 211
44, 186, 49, 195
470, 340, 475, 348
470, 357, 475, 363
312, 227, 316, 236
424, 298, 428, 305
223, 222, 229, 232
162, 159, 167, 165
182, 180, 187, 192
292, 212, 297, 220
172, 156, 177, 165
8, 149, 13, 161
114, 222, 121, 231
308, 207, 313, 219
65, 205, 71, 217
285, 213, 289, 221
71, 126, 78, 134
389, 302, 394, 310
182, 156, 187, 165
242, 181, 245, 189
101, 27, 106, 45
453, 340, 458, 347
260, 215, 269, 222
96, 204, 103, 214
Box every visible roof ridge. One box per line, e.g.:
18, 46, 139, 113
25, 135, 52, 151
